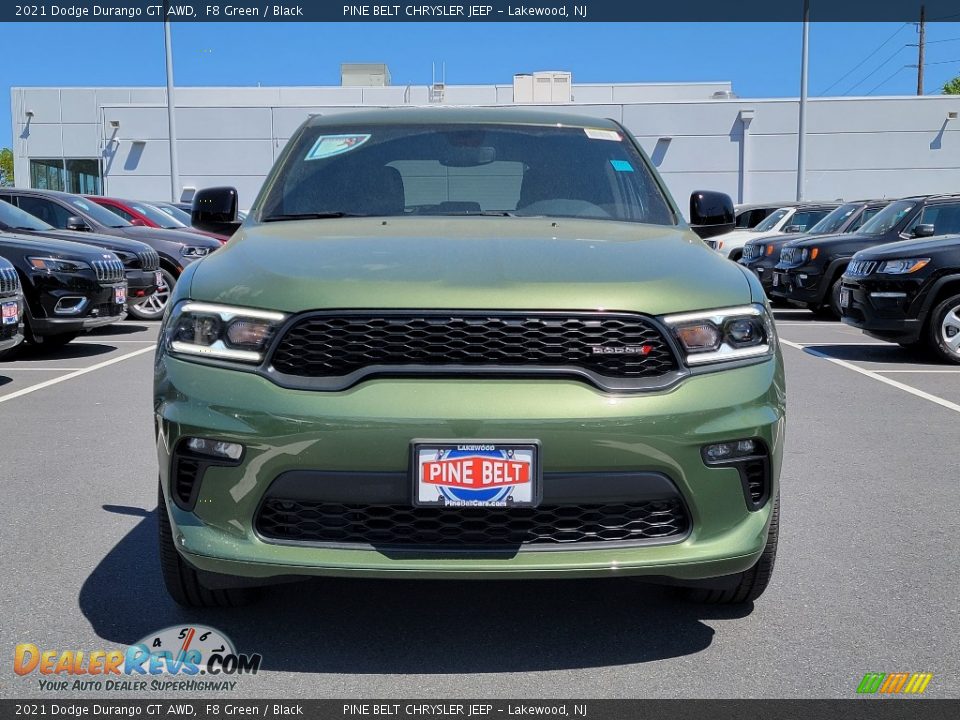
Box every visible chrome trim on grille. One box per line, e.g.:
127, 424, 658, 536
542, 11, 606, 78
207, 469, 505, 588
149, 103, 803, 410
846, 260, 878, 277
137, 249, 160, 271
0, 266, 20, 295
92, 258, 125, 284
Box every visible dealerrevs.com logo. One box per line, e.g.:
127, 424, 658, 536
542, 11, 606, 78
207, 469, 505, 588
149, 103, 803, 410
14, 625, 261, 692
856, 672, 934, 695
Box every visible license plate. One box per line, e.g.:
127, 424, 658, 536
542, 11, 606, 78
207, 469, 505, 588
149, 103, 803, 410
155, 270, 163, 286
1, 301, 18, 325
413, 441, 540, 508
115, 285, 127, 304
841, 288, 851, 308
772, 273, 780, 287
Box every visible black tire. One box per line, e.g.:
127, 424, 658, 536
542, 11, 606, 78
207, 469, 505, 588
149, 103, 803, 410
129, 269, 176, 321
825, 277, 843, 319
928, 293, 960, 365
685, 494, 780, 605
158, 481, 259, 607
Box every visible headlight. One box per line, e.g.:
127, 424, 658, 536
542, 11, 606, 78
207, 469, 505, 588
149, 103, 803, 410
799, 248, 819, 262
165, 301, 286, 363
181, 246, 212, 258
27, 256, 90, 273
878, 258, 930, 275
662, 304, 775, 366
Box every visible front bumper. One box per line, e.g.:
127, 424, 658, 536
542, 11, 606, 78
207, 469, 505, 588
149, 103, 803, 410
156, 354, 786, 581
30, 280, 128, 335
769, 266, 825, 306
125, 268, 160, 303
739, 258, 778, 295
840, 277, 924, 343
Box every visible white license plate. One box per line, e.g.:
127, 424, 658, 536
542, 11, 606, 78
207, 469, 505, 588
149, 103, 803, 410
115, 285, 127, 304
414, 442, 540, 508
1, 300, 18, 325
772, 273, 780, 287
841, 288, 851, 308
155, 270, 163, 286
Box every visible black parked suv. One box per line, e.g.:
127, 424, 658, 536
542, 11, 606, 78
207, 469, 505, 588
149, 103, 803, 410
772, 195, 960, 317
0, 195, 159, 308
0, 189, 220, 320
0, 256, 24, 358
0, 233, 128, 348
740, 200, 887, 296
841, 233, 960, 362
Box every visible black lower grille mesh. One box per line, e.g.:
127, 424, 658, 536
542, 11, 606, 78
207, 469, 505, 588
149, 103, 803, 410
92, 302, 124, 318
743, 459, 767, 505
269, 313, 679, 383
256, 499, 689, 547
173, 458, 201, 508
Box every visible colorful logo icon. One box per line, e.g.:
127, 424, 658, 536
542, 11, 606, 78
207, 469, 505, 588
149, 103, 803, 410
856, 672, 933, 695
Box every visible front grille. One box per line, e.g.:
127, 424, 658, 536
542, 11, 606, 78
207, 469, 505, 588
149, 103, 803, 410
742, 459, 767, 505
846, 260, 878, 277
741, 244, 761, 260
256, 499, 689, 548
92, 258, 125, 284
137, 249, 160, 272
780, 247, 802, 267
173, 458, 202, 508
270, 312, 679, 387
0, 266, 20, 295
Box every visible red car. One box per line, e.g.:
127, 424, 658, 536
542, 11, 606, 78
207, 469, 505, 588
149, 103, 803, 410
86, 196, 230, 243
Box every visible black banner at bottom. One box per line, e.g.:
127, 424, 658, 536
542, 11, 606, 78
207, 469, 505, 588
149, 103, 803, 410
1, 700, 959, 720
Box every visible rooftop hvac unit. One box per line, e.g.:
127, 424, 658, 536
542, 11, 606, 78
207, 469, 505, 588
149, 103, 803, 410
513, 72, 572, 103
340, 63, 391, 87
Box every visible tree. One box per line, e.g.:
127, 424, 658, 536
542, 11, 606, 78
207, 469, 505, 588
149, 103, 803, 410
944, 76, 960, 95
0, 148, 13, 187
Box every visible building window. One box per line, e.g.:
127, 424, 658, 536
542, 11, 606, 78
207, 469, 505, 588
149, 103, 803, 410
29, 158, 101, 194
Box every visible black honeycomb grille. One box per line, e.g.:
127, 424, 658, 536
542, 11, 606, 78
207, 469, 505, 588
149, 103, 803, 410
256, 499, 689, 548
270, 313, 679, 382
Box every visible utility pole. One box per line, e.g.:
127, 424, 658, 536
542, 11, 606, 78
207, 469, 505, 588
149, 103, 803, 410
163, 5, 180, 203
797, 0, 810, 202
917, 4, 926, 95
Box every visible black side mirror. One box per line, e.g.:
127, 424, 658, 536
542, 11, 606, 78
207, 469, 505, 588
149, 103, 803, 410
689, 191, 735, 240
65, 216, 90, 232
192, 187, 242, 236
912, 223, 936, 239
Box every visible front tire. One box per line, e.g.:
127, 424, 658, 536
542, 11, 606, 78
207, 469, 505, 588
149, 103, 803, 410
928, 293, 960, 365
685, 494, 780, 604
158, 482, 259, 607
129, 269, 176, 321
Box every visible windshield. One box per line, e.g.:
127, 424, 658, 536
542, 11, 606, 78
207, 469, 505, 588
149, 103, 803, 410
0, 198, 53, 231
858, 200, 915, 236
155, 203, 192, 225
753, 208, 790, 232
808, 204, 858, 234
259, 123, 677, 226
130, 202, 186, 229
68, 196, 131, 227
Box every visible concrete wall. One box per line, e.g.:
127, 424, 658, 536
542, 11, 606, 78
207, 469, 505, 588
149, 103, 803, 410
10, 83, 960, 214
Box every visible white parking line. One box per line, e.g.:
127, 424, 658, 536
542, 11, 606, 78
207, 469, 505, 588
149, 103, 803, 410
0, 367, 85, 371
72, 339, 158, 344
0, 346, 155, 405
876, 369, 960, 374
786, 342, 890, 346
781, 339, 960, 414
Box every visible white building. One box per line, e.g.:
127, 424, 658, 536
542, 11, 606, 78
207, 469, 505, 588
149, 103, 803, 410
9, 69, 960, 212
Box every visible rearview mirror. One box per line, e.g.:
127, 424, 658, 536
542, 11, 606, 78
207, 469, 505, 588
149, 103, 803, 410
689, 191, 735, 239
192, 187, 241, 236
65, 216, 90, 232
912, 223, 936, 239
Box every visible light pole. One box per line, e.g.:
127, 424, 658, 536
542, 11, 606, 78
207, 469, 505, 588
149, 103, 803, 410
164, 7, 180, 203
796, 0, 810, 202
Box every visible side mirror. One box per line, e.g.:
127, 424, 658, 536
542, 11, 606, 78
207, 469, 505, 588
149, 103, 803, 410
689, 190, 735, 240
65, 216, 90, 232
912, 223, 936, 239
784, 224, 805, 233
192, 186, 242, 236
129, 218, 147, 227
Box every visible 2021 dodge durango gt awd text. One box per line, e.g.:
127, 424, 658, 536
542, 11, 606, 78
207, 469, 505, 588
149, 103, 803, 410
155, 109, 786, 608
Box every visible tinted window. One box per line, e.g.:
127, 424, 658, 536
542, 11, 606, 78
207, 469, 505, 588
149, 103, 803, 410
131, 202, 185, 228
16, 196, 73, 228
908, 203, 960, 236
260, 123, 676, 226
789, 209, 831, 232
808, 204, 858, 234
859, 200, 916, 236
100, 203, 137, 222
66, 196, 131, 227
0, 197, 53, 231
754, 208, 790, 232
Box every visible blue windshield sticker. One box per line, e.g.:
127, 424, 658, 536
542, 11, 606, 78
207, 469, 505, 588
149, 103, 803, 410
305, 134, 371, 160
610, 159, 635, 172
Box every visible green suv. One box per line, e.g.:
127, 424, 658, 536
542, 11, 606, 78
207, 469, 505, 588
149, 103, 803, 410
155, 109, 785, 607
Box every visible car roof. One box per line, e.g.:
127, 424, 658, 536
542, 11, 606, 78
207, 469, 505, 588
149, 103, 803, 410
304, 107, 622, 130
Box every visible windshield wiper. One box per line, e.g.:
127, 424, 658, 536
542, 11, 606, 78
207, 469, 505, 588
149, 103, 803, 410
436, 211, 519, 217
262, 212, 370, 222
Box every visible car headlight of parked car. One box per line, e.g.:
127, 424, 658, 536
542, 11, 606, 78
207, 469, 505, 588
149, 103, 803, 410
878, 258, 930, 275
165, 301, 287, 363
662, 304, 775, 365
27, 256, 90, 274
799, 248, 819, 262
181, 246, 213, 258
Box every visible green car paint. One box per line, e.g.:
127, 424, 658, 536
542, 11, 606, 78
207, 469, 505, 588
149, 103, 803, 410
155, 109, 785, 603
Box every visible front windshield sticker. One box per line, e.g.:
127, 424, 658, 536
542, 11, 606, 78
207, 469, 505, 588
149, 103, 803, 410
610, 159, 635, 172
584, 128, 622, 141
305, 134, 372, 161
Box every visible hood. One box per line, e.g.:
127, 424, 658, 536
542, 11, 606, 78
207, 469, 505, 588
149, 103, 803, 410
189, 217, 753, 315
744, 232, 791, 247
119, 225, 222, 248
783, 232, 857, 249
0, 231, 118, 261
855, 234, 960, 260
16, 228, 152, 255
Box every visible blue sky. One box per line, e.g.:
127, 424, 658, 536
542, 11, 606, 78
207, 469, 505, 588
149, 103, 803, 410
3, 21, 960, 148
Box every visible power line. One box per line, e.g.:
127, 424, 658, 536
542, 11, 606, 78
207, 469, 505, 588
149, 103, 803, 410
819, 23, 909, 95
923, 58, 960, 65
842, 45, 908, 95
866, 66, 908, 95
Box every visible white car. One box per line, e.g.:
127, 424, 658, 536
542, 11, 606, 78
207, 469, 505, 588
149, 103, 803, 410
706, 205, 836, 260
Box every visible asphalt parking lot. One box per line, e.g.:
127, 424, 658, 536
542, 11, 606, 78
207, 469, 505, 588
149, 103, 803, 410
1, 310, 957, 699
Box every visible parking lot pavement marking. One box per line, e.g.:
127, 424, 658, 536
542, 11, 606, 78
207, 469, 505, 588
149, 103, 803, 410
780, 338, 960, 414
876, 369, 960, 373
0, 345, 154, 405
0, 367, 86, 371
72, 339, 158, 344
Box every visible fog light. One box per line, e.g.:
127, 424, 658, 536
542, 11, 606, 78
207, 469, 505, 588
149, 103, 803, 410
185, 437, 243, 461
703, 438, 759, 464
